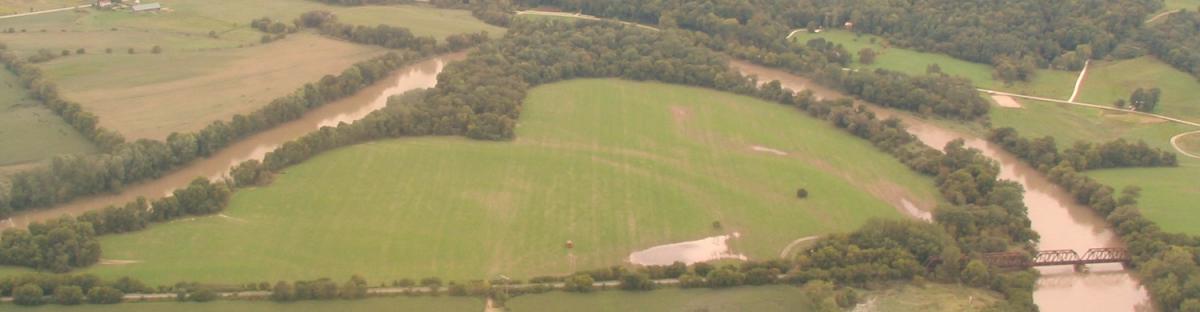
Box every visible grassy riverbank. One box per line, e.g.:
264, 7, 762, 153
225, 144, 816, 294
77, 79, 940, 285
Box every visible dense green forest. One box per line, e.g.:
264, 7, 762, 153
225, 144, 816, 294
1142, 10, 1200, 77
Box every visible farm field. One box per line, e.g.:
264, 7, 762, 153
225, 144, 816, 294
0, 64, 95, 166
42, 33, 386, 140
790, 30, 1079, 99
1088, 159, 1200, 235
77, 79, 941, 286
1077, 56, 1200, 120
0, 1, 501, 140
0, 0, 82, 16
1164, 0, 1200, 13
988, 98, 1191, 151
505, 283, 999, 312
7, 296, 482, 311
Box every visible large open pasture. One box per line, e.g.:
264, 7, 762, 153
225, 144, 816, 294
8, 296, 482, 311
0, 1, 501, 139
0, 65, 94, 167
1077, 56, 1200, 120
80, 79, 940, 285
506, 283, 999, 312
790, 30, 1078, 99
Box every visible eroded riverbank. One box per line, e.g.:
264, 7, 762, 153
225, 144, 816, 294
2, 52, 466, 229
731, 60, 1152, 311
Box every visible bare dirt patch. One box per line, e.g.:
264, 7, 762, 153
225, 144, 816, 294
100, 259, 143, 265
750, 145, 789, 156
991, 95, 1023, 108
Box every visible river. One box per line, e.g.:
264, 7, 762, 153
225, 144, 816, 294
730, 61, 1153, 311
2, 52, 466, 229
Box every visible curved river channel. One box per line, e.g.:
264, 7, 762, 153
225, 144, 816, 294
730, 61, 1153, 312
2, 52, 466, 230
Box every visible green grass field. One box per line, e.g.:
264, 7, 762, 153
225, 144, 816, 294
0, 65, 95, 166
1163, 0, 1200, 13
5, 296, 482, 311
1078, 57, 1200, 120
74, 79, 940, 286
988, 98, 1192, 151
790, 30, 1078, 99
0, 1, 501, 139
506, 283, 998, 312
0, 0, 84, 16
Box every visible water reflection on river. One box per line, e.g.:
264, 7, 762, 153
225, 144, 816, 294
3, 52, 467, 229
730, 60, 1152, 311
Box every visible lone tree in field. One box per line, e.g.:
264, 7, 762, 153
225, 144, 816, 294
1130, 88, 1161, 112
712, 221, 722, 230
151, 45, 162, 54
796, 188, 809, 198
858, 48, 877, 65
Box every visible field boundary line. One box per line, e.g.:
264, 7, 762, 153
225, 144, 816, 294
1170, 130, 1200, 159
0, 4, 89, 20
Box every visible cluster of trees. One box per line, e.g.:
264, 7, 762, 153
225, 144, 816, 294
311, 0, 414, 5
1141, 10, 1200, 77
989, 127, 1176, 172
299, 10, 491, 54
516, 0, 1158, 74
0, 217, 100, 272
269, 275, 369, 301
1128, 87, 1163, 112
988, 127, 1200, 311
249, 17, 296, 43
0, 273, 160, 306
0, 178, 230, 271
0, 35, 474, 216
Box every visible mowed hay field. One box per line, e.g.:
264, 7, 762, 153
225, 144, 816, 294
0, 65, 94, 167
0, 1, 502, 139
790, 30, 1078, 99
9, 296, 482, 311
506, 284, 999, 312
1078, 56, 1200, 120
44, 33, 386, 140
82, 79, 941, 285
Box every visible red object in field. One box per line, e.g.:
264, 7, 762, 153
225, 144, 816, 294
565, 240, 574, 249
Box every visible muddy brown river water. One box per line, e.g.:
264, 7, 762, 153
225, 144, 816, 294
2, 52, 466, 229
731, 61, 1153, 311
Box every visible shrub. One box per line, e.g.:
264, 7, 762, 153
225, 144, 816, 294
54, 286, 85, 305
87, 286, 124, 304
13, 283, 44, 306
